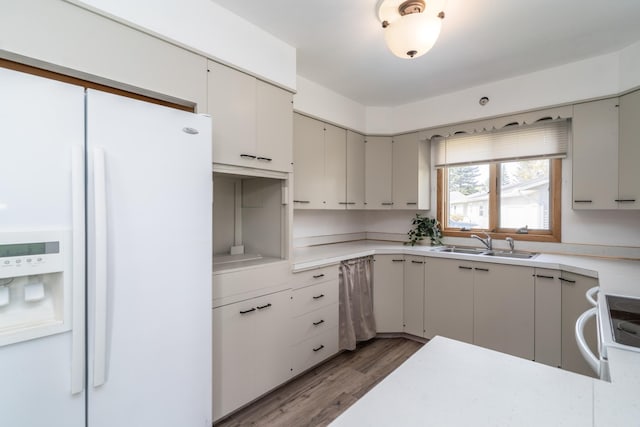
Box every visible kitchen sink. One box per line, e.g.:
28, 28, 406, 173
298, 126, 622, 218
436, 247, 489, 255
436, 247, 538, 259
483, 250, 538, 259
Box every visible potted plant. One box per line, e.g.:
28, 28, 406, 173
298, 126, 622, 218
406, 214, 443, 246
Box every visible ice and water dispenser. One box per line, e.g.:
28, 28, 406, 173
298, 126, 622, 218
0, 230, 72, 346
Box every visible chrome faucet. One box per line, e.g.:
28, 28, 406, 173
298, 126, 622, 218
470, 232, 492, 250
506, 237, 515, 252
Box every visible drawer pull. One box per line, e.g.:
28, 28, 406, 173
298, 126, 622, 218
256, 156, 273, 162
313, 274, 325, 279
313, 345, 325, 352
392, 259, 405, 262
573, 200, 592, 203
559, 277, 576, 284
381, 202, 394, 206
475, 267, 489, 272
535, 274, 555, 279
406, 202, 417, 205
458, 266, 472, 270
411, 260, 424, 264
256, 303, 272, 310
313, 319, 325, 326
293, 200, 311, 204
240, 154, 256, 159
239, 307, 256, 314
312, 294, 325, 300
615, 199, 636, 202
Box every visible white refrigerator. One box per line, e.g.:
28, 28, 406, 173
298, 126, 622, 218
0, 67, 212, 426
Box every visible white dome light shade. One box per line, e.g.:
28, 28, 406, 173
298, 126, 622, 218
383, 12, 442, 59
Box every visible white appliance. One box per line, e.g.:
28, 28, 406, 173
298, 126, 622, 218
0, 67, 212, 426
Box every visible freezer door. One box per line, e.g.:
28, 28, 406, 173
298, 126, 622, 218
85, 90, 212, 427
0, 68, 85, 426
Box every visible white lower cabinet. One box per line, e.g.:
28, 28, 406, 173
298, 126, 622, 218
212, 289, 292, 421
424, 258, 474, 344
534, 269, 562, 368
473, 263, 535, 360
372, 255, 404, 333
561, 271, 598, 377
403, 256, 425, 336
290, 266, 340, 376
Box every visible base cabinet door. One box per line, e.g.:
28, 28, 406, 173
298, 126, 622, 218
424, 258, 474, 343
534, 269, 562, 368
473, 263, 535, 360
212, 289, 291, 421
373, 255, 404, 332
403, 256, 425, 337
561, 272, 599, 377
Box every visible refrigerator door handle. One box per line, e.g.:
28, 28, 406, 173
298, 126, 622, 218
93, 147, 108, 388
71, 145, 86, 395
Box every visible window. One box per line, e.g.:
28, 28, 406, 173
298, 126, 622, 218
434, 120, 565, 242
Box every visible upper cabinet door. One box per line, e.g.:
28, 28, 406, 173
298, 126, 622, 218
572, 98, 619, 210
365, 136, 393, 209
256, 80, 293, 172
323, 123, 347, 209
207, 60, 292, 173
346, 131, 366, 209
207, 60, 257, 167
293, 114, 325, 209
618, 89, 640, 209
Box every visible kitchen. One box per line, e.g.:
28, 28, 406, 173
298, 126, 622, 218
1, 0, 640, 426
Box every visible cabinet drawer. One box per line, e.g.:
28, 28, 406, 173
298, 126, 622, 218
291, 303, 338, 344
291, 327, 339, 375
292, 279, 339, 317
291, 265, 338, 289
213, 261, 290, 305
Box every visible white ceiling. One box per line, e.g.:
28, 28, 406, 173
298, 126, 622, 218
209, 0, 640, 107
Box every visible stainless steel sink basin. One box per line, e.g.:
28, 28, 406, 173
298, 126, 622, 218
436, 247, 488, 255
483, 250, 538, 259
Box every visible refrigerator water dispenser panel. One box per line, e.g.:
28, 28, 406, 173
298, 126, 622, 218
0, 230, 72, 346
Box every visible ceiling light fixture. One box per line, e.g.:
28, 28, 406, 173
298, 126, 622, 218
378, 0, 445, 59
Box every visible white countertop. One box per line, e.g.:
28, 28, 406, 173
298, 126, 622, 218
293, 240, 640, 427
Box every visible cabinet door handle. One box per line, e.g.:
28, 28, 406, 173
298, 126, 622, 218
559, 277, 576, 284
256, 156, 273, 162
313, 274, 325, 279
313, 319, 325, 326
313, 345, 325, 352
381, 202, 394, 206
458, 266, 472, 270
573, 200, 593, 203
345, 202, 356, 205
239, 307, 256, 314
392, 259, 405, 262
313, 294, 325, 300
256, 303, 272, 310
475, 267, 490, 272
411, 260, 424, 264
615, 199, 636, 202
293, 200, 310, 204
406, 202, 417, 205
240, 154, 256, 159
535, 274, 555, 279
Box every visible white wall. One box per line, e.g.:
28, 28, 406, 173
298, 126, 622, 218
292, 210, 367, 239
70, 0, 297, 91
293, 76, 367, 132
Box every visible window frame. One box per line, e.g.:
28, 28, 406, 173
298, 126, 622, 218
437, 158, 562, 243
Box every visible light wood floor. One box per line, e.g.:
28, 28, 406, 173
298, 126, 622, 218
215, 337, 424, 427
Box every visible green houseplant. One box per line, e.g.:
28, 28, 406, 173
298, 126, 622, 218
406, 214, 443, 246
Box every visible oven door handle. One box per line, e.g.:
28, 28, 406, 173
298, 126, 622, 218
575, 307, 600, 376
586, 286, 599, 307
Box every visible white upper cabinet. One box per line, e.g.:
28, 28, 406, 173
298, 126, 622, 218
572, 92, 640, 210
323, 123, 347, 209
207, 60, 292, 172
392, 132, 430, 210
293, 113, 325, 208
618, 89, 640, 209
365, 136, 394, 209
346, 130, 366, 209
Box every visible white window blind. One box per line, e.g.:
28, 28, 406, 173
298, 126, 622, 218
433, 119, 569, 167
